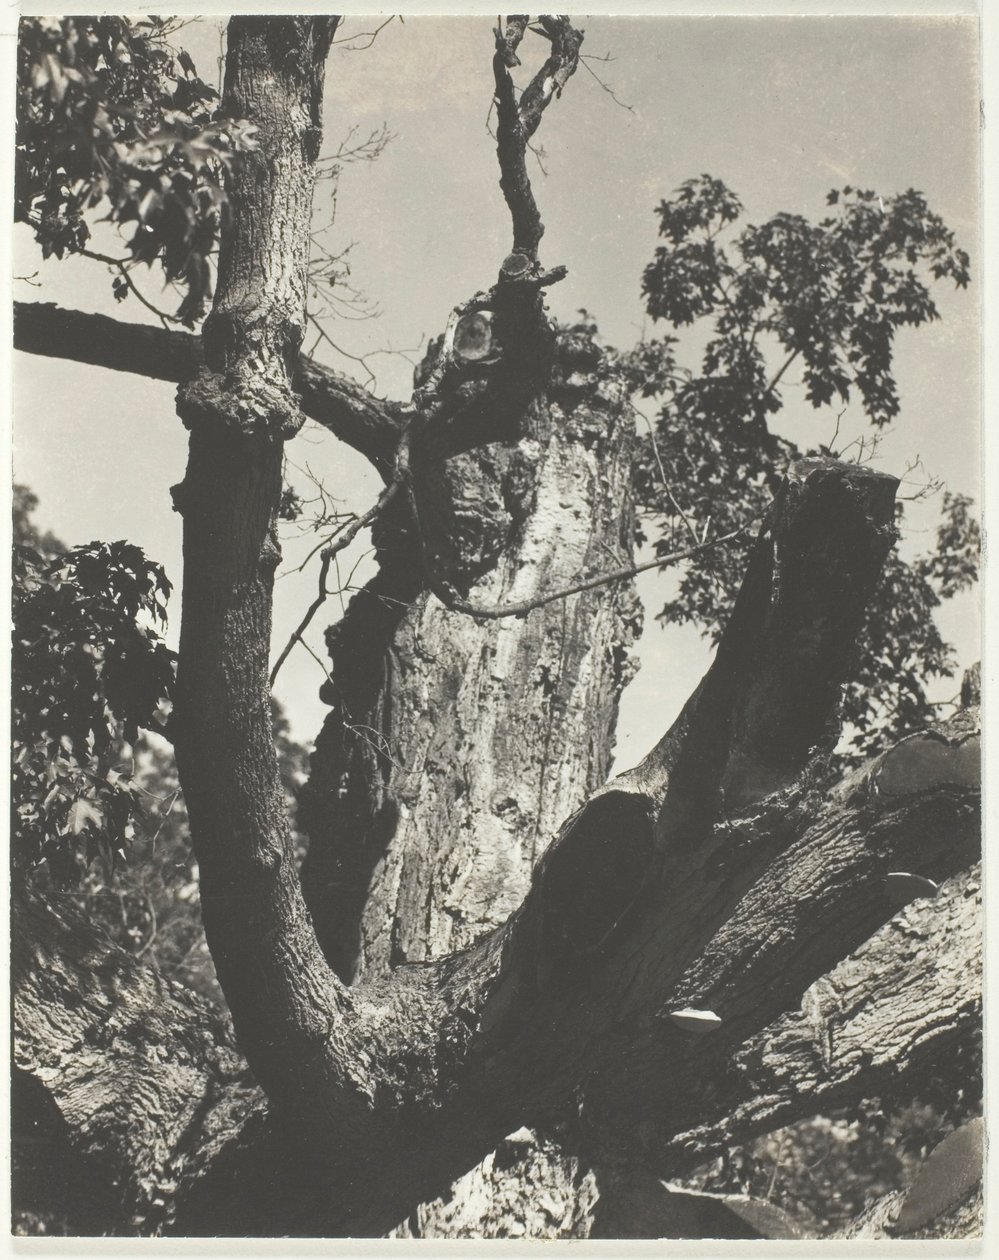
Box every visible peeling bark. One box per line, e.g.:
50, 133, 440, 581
301, 362, 641, 979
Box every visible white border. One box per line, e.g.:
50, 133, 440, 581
2, 3, 991, 1258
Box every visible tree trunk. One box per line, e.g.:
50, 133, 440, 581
11, 882, 265, 1235
301, 345, 641, 981
170, 16, 370, 1127
12, 445, 981, 1238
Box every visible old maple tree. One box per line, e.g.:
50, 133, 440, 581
13, 16, 981, 1238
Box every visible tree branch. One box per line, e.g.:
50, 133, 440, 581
12, 883, 263, 1232
492, 17, 583, 258
13, 301, 404, 476
13, 457, 982, 1234
660, 864, 982, 1175
421, 523, 753, 622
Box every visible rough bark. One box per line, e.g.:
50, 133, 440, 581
11, 15, 982, 1242
11, 883, 264, 1235
659, 861, 982, 1175
301, 351, 641, 980
170, 15, 364, 1124
11, 490, 981, 1234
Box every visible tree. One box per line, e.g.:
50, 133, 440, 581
12, 15, 981, 1239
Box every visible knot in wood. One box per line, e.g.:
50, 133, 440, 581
176, 369, 304, 442
453, 311, 495, 363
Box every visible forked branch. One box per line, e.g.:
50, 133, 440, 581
493, 16, 583, 258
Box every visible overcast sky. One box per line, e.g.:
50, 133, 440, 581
11, 13, 982, 758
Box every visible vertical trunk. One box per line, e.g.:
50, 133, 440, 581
172, 17, 347, 1118
300, 343, 642, 1235
302, 352, 641, 982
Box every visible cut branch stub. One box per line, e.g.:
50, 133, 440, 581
873, 730, 981, 797
648, 458, 899, 830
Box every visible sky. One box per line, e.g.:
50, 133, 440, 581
10, 11, 983, 762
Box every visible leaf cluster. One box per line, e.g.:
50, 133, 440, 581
626, 177, 977, 758
12, 492, 176, 882
16, 17, 257, 325
641, 176, 969, 425
71, 695, 311, 1005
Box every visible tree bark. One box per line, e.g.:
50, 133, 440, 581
170, 15, 365, 1124
13, 300, 404, 474
11, 462, 981, 1236
11, 882, 264, 1235
11, 16, 982, 1241
301, 345, 641, 980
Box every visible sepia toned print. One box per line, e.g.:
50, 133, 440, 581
11, 11, 982, 1240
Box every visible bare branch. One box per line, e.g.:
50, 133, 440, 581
517, 17, 585, 140
660, 865, 982, 1176
331, 15, 398, 51
492, 16, 584, 257
642, 413, 701, 547
580, 49, 636, 114
269, 476, 405, 685
14, 302, 406, 475
424, 526, 753, 623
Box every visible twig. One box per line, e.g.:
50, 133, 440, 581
269, 476, 404, 685
428, 526, 752, 623
299, 634, 334, 680
765, 347, 801, 395
766, 1131, 789, 1201
289, 514, 358, 573
307, 311, 378, 389
149, 788, 183, 848
643, 414, 700, 547
579, 53, 635, 113
332, 15, 397, 50
78, 247, 177, 327
135, 889, 158, 958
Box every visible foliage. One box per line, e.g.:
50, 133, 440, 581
11, 487, 312, 1002
15, 16, 256, 325
692, 1103, 968, 1236
627, 176, 977, 758
12, 487, 175, 882
75, 699, 308, 1007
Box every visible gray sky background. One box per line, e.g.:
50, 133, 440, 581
11, 12, 982, 760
